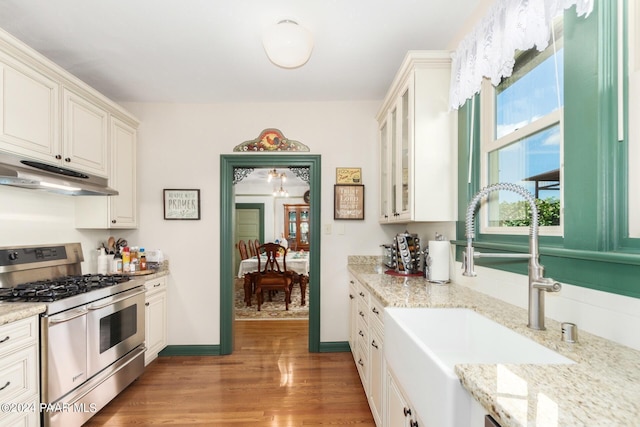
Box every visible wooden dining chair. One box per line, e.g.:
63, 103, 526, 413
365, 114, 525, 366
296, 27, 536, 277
253, 239, 261, 256
237, 240, 249, 260
248, 241, 256, 257
254, 243, 292, 311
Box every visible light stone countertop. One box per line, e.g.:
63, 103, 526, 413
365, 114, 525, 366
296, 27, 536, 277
347, 259, 640, 427
0, 302, 46, 326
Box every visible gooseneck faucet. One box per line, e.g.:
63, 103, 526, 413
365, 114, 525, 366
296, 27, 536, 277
462, 183, 561, 330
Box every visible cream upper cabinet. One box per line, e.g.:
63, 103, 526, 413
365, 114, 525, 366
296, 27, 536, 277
377, 51, 457, 224
75, 115, 138, 229
0, 52, 60, 160
62, 88, 109, 177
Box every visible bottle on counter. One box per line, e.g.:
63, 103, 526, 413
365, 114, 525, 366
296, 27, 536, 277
139, 248, 147, 271
97, 248, 109, 275
113, 252, 123, 273
122, 247, 131, 273
130, 246, 138, 273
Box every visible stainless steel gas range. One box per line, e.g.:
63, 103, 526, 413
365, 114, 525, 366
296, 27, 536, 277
0, 242, 146, 427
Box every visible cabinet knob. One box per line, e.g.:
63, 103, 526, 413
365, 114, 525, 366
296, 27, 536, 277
64, 157, 71, 162
349, 294, 354, 299
410, 421, 419, 427
404, 407, 412, 417
55, 154, 62, 160
145, 302, 150, 306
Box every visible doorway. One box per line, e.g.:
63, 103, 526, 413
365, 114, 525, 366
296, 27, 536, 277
220, 154, 321, 355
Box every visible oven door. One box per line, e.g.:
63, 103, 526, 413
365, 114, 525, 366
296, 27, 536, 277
86, 286, 145, 378
41, 306, 88, 403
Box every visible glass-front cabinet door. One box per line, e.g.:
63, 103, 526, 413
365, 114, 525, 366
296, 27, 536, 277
379, 119, 390, 221
395, 84, 411, 221
284, 204, 310, 251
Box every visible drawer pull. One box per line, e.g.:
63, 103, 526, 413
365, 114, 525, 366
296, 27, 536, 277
358, 330, 364, 337
0, 336, 9, 344
404, 407, 412, 417
154, 283, 161, 287
371, 340, 378, 349
372, 307, 380, 315
359, 311, 365, 318
349, 280, 354, 284
359, 292, 365, 297
0, 381, 9, 391
357, 359, 364, 366
349, 294, 354, 299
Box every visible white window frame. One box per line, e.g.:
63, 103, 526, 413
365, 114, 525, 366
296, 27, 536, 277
479, 67, 565, 237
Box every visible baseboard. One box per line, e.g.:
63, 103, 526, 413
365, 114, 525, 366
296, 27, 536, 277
318, 341, 350, 352
159, 342, 348, 355
158, 345, 220, 356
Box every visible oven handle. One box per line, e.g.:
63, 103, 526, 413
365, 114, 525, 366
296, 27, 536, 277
86, 287, 146, 310
49, 308, 88, 324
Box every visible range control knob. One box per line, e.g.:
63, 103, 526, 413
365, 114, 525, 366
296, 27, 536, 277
8, 251, 18, 261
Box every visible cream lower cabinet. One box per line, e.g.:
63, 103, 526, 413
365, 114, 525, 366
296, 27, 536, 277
387, 368, 423, 427
0, 316, 40, 427
348, 273, 385, 426
144, 276, 168, 366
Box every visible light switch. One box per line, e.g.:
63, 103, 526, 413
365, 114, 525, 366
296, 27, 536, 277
324, 224, 332, 234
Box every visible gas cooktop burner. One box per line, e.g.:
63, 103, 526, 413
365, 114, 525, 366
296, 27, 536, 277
0, 274, 131, 302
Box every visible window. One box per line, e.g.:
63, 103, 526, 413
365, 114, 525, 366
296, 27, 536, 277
479, 19, 563, 235
456, 3, 640, 300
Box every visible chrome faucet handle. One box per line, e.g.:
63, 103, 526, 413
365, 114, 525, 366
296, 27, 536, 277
532, 278, 561, 292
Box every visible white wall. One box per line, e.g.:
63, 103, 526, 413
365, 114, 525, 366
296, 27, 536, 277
122, 100, 393, 345
0, 185, 134, 273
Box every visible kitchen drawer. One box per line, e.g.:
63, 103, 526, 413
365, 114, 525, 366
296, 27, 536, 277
356, 316, 368, 349
356, 340, 369, 387
357, 298, 369, 326
0, 344, 38, 404
0, 316, 38, 356
145, 276, 167, 295
356, 284, 370, 306
369, 295, 385, 335
0, 394, 39, 427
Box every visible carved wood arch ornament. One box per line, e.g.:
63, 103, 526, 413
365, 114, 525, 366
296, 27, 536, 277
233, 128, 310, 152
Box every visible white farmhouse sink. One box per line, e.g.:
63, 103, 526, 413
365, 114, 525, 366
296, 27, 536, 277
384, 308, 574, 427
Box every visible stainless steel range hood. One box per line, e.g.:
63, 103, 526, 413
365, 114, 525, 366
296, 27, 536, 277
0, 152, 117, 196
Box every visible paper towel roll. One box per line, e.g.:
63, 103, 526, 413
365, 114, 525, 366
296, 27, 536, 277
428, 240, 450, 283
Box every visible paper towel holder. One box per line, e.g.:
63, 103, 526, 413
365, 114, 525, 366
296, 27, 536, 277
425, 235, 450, 284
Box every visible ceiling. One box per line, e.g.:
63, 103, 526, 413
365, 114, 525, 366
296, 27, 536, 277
0, 0, 483, 104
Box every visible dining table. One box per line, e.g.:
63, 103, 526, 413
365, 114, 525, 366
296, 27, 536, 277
238, 251, 310, 307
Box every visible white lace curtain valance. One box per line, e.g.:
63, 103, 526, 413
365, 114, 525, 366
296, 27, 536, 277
449, 0, 594, 110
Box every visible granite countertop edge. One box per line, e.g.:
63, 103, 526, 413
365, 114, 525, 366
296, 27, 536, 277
347, 262, 640, 427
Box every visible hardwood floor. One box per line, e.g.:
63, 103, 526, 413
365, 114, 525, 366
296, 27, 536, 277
84, 320, 375, 426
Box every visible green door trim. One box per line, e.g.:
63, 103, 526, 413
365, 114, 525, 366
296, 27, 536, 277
220, 154, 321, 354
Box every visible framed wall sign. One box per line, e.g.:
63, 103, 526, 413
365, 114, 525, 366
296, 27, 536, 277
334, 185, 364, 220
336, 167, 362, 184
163, 189, 201, 220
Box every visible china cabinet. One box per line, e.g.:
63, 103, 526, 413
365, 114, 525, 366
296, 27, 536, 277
377, 51, 457, 223
284, 204, 310, 251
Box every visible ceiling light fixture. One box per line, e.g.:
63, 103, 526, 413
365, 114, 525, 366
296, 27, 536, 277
267, 168, 286, 183
262, 19, 314, 69
272, 175, 289, 197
